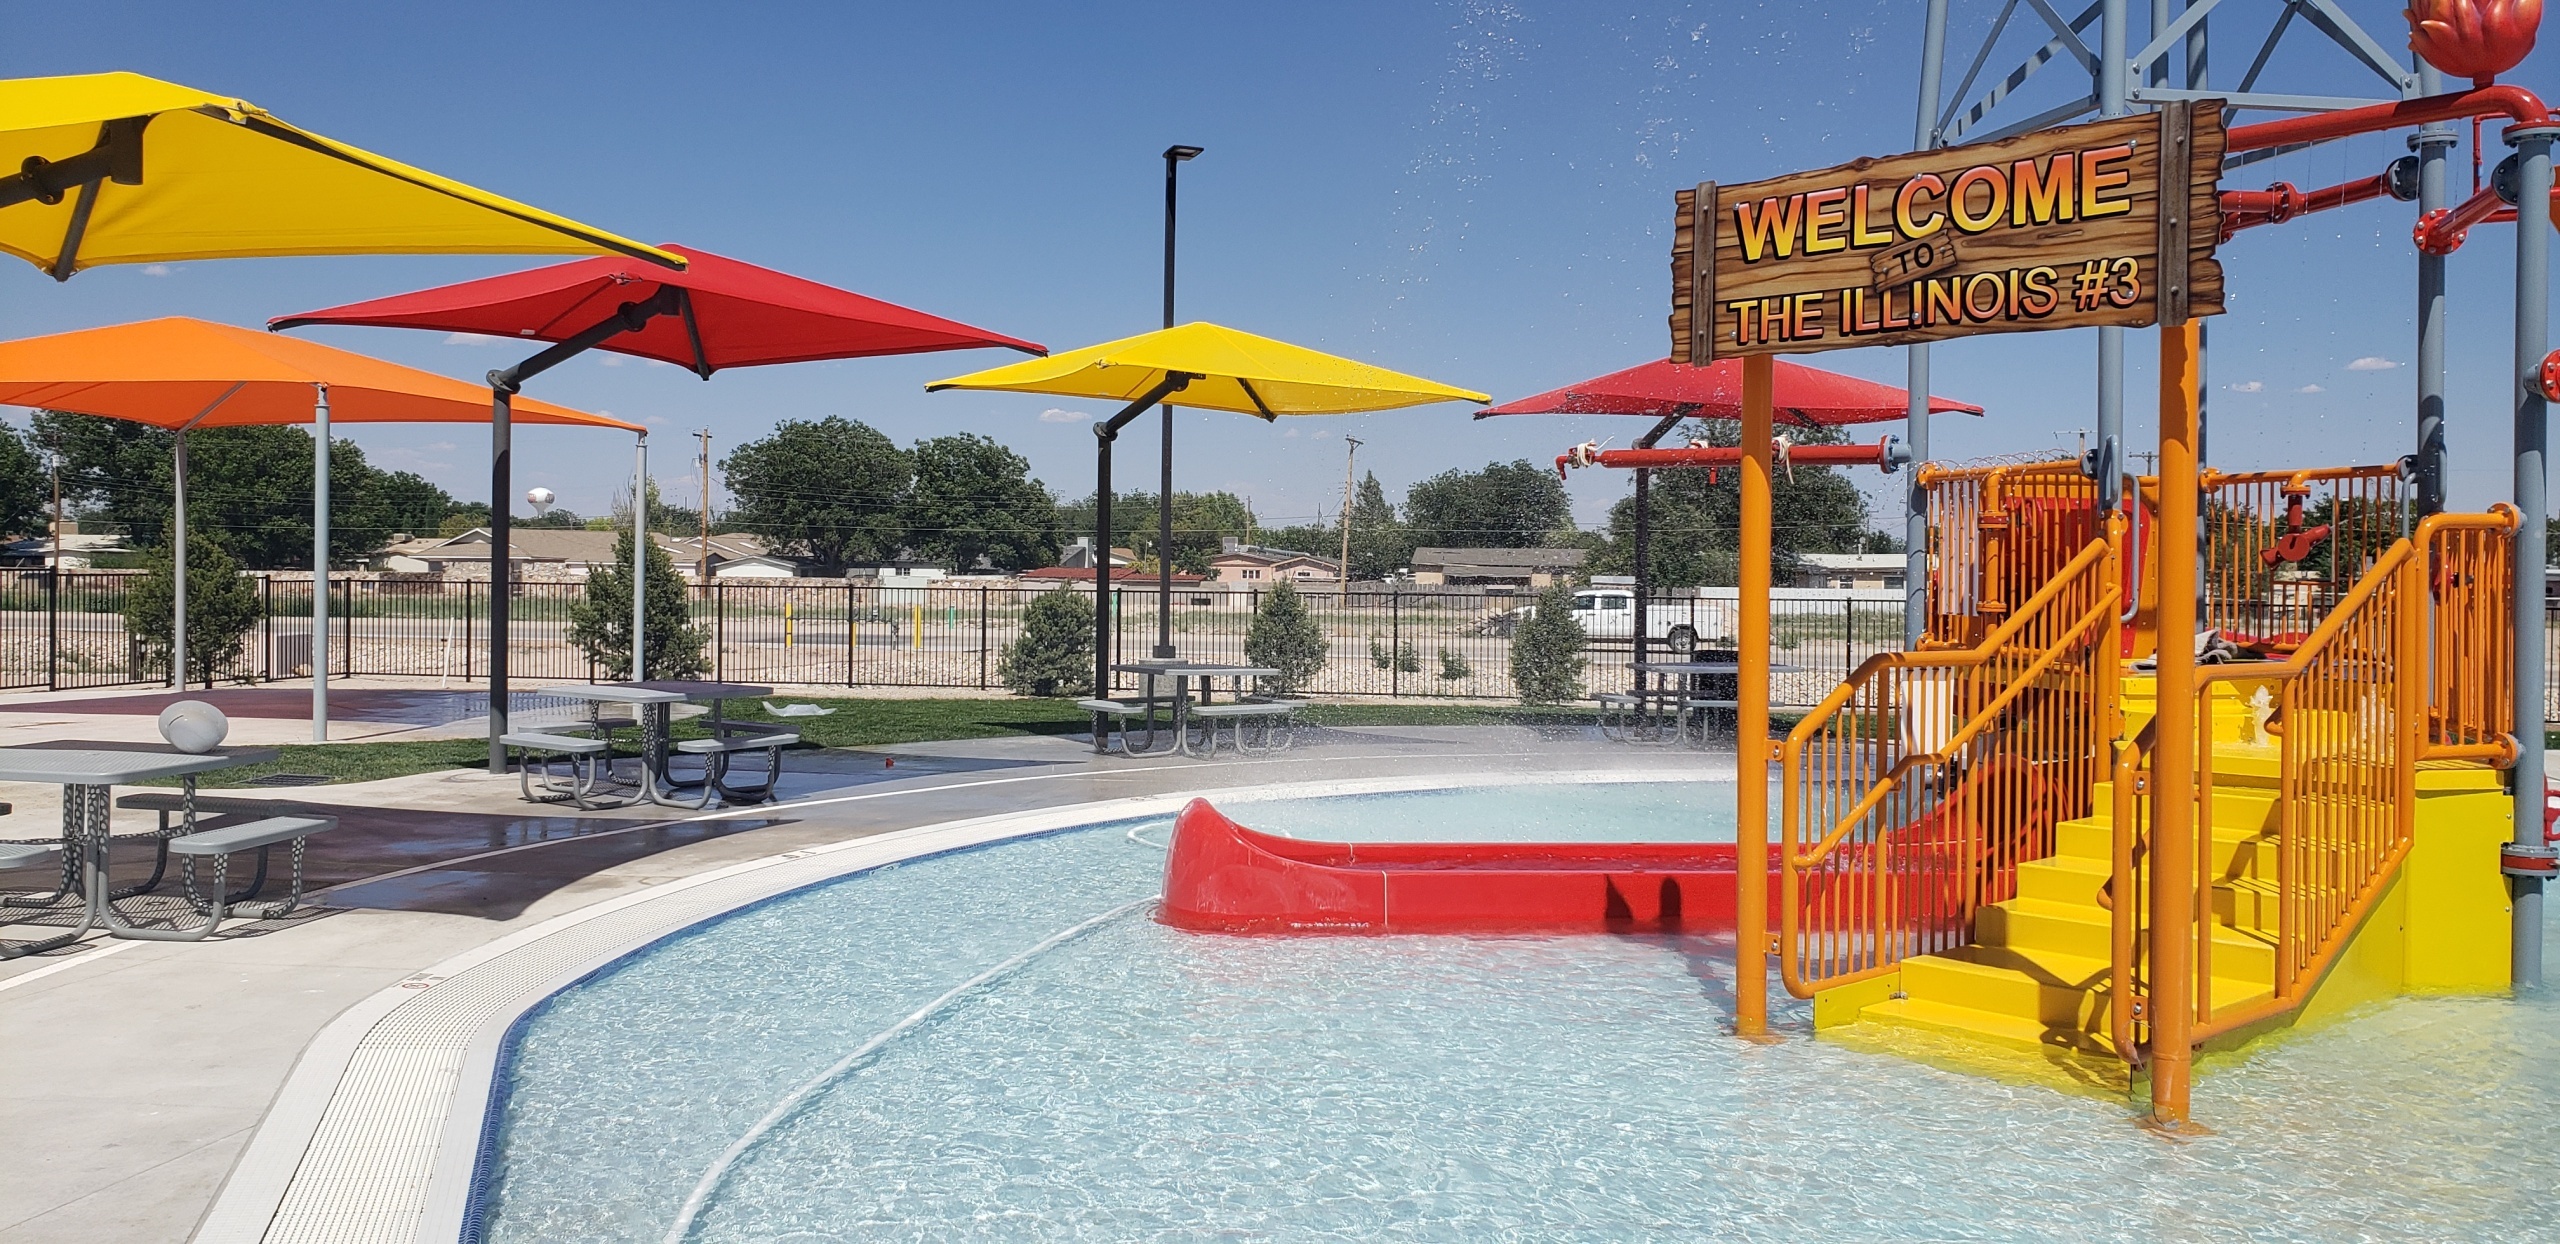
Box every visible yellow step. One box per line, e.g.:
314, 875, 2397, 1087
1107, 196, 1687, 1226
1857, 995, 2105, 1055
2016, 853, 2112, 906
1906, 944, 2112, 1031
2054, 818, 2281, 876
1976, 896, 2277, 979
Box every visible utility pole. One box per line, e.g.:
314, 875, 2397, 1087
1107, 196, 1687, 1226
1337, 436, 1362, 604
695, 429, 713, 584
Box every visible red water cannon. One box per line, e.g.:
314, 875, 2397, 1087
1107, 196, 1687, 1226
2539, 347, 2560, 401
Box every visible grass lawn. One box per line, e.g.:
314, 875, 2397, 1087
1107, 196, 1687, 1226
160, 697, 1614, 788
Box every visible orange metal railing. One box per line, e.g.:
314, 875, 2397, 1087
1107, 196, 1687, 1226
1778, 535, 2120, 996
2109, 508, 2517, 1061
2194, 464, 2407, 641
1920, 459, 2101, 649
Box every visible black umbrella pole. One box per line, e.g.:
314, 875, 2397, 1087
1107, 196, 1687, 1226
1094, 427, 1115, 714
488, 383, 513, 774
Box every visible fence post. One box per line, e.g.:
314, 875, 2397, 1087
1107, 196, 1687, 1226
1391, 589, 1402, 697
45, 566, 59, 691
846, 582, 857, 688
979, 587, 990, 690
714, 582, 726, 682
1844, 596, 1855, 680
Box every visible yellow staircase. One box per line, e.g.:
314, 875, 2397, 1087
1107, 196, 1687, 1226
1851, 678, 2281, 1059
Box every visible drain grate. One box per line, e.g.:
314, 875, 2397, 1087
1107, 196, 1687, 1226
248, 773, 335, 787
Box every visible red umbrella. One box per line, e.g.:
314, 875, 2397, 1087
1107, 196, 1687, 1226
1478, 357, 1981, 426
272, 244, 1043, 371
272, 244, 1044, 772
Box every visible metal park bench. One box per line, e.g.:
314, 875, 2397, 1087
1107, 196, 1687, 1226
113, 790, 321, 900
668, 724, 800, 808
162, 815, 337, 938
500, 731, 618, 809
1077, 696, 1182, 756
1189, 699, 1305, 755
0, 841, 68, 958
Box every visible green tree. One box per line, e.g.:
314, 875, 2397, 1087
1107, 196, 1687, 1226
722, 416, 911, 573
1343, 471, 1413, 580
123, 538, 261, 689
907, 434, 1058, 571
29, 411, 437, 567
0, 424, 45, 538
1245, 580, 1327, 695
1056, 489, 1254, 573
569, 527, 709, 679
1588, 421, 1879, 587
1510, 581, 1589, 706
998, 589, 1094, 697
1404, 460, 1573, 550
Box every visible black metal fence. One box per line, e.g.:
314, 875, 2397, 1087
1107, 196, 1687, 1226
17, 572, 2558, 718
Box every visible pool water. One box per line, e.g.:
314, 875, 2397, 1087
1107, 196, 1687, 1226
475, 781, 2560, 1242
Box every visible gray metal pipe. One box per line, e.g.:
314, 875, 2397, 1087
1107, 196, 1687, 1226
633, 435, 648, 682
2508, 124, 2555, 989
2096, 0, 2128, 511
172, 433, 186, 691
311, 383, 330, 743
487, 385, 512, 774
2415, 60, 2453, 515
1906, 0, 1948, 647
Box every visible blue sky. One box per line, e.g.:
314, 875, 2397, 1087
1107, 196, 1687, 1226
5, 0, 2556, 530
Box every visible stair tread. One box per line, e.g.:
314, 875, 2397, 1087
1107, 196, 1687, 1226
1858, 996, 2112, 1054
1986, 897, 2279, 954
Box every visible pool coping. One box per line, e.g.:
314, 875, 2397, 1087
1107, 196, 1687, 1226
194, 767, 1727, 1244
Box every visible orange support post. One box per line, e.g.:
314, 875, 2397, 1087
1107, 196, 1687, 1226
1737, 354, 1774, 1039
2149, 321, 2201, 1128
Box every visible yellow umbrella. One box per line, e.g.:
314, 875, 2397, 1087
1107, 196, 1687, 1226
925, 320, 1486, 416
928, 321, 1486, 708
0, 71, 683, 279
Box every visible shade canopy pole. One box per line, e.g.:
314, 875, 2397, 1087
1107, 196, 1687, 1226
633, 434, 648, 682
483, 288, 698, 771
2508, 123, 2557, 990
312, 382, 330, 742
1629, 411, 1684, 685
1092, 374, 1194, 722
172, 430, 187, 690
1736, 355, 1775, 1040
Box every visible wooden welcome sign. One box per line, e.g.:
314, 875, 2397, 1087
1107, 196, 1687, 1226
1672, 101, 2225, 362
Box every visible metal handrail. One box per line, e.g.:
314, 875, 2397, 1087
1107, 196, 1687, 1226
1784, 539, 2114, 867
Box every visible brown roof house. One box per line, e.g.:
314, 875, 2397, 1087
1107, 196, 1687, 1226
1409, 546, 1587, 589
1206, 537, 1339, 590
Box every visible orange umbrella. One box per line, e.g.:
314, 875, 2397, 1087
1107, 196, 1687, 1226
0, 317, 635, 736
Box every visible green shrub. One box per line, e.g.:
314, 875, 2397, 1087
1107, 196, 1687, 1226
1438, 647, 1471, 681
570, 528, 709, 679
999, 589, 1094, 697
1245, 580, 1326, 695
124, 539, 262, 688
1368, 636, 1421, 673
1509, 581, 1588, 706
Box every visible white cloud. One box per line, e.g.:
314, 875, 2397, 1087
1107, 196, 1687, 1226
2227, 380, 2264, 393
596, 354, 625, 367
1037, 407, 1090, 423
442, 332, 508, 347
142, 264, 175, 277
2296, 384, 2326, 394
2345, 356, 2400, 371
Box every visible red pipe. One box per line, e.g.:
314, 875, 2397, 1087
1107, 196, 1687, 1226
2417, 183, 2518, 253
2226, 84, 2551, 154
1555, 437, 1905, 478
2220, 172, 2403, 239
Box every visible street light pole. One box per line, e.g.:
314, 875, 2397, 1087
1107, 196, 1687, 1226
1156, 143, 1202, 659
1337, 436, 1362, 604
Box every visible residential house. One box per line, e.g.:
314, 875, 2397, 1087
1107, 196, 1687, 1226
1792, 552, 1907, 591
1056, 537, 1133, 571
1206, 537, 1339, 589
1408, 546, 1588, 589
380, 528, 800, 580
0, 521, 135, 569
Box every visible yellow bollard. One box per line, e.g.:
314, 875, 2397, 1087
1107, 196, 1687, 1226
911, 603, 922, 649
784, 599, 794, 648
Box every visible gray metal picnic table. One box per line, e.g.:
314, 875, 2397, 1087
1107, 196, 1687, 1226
0, 746, 278, 953
1106, 662, 1281, 757
538, 682, 774, 806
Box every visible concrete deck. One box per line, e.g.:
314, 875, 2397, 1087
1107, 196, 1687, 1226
0, 724, 1722, 1244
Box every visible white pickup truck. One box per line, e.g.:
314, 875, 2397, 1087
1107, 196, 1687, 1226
1479, 588, 1722, 650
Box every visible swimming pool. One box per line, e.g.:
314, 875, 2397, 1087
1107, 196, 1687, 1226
471, 778, 2560, 1242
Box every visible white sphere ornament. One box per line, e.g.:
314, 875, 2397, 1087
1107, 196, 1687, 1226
158, 700, 230, 754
